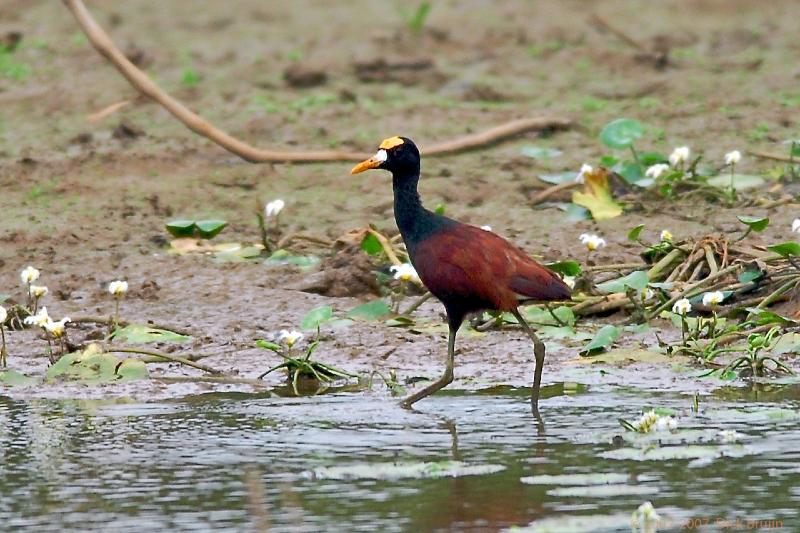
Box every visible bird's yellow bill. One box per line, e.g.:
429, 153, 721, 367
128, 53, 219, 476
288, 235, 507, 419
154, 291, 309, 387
351, 157, 382, 174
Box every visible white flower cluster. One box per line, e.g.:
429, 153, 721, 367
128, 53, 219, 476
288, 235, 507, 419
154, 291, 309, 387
579, 233, 606, 251
265, 199, 285, 218
279, 329, 303, 348
633, 409, 678, 433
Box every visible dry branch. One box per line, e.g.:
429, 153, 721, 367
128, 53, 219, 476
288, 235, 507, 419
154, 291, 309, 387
64, 0, 572, 163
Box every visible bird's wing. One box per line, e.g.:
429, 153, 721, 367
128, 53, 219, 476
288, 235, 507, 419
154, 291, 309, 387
412, 224, 569, 310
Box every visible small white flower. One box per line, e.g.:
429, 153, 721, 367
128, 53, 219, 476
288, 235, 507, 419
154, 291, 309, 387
632, 501, 661, 527
724, 150, 741, 165
717, 429, 740, 443
575, 163, 593, 184
642, 287, 656, 301
701, 291, 725, 307
660, 229, 673, 242
108, 280, 129, 296
265, 199, 285, 218
390, 263, 421, 283
0, 305, 7, 324
45, 317, 70, 338
653, 416, 678, 432
24, 306, 50, 328
634, 410, 659, 433
20, 266, 40, 284
29, 285, 48, 298
562, 276, 576, 290
480, 225, 492, 232
791, 219, 800, 233
668, 146, 690, 167
672, 298, 692, 315
645, 163, 670, 179
579, 233, 606, 251
725, 150, 742, 165
279, 329, 303, 348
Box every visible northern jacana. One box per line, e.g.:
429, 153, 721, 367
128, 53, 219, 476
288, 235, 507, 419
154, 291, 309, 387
352, 136, 571, 411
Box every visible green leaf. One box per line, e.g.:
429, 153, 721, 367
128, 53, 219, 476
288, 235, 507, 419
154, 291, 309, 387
434, 203, 446, 215
707, 174, 764, 191
738, 269, 764, 283
360, 233, 382, 255
600, 118, 644, 149
385, 316, 414, 327
563, 203, 591, 221
195, 219, 227, 239
116, 359, 148, 381
538, 172, 575, 185
639, 152, 667, 166
580, 325, 620, 355
579, 347, 676, 365
545, 260, 581, 277
110, 324, 191, 344
213, 244, 263, 262
265, 250, 319, 268
627, 224, 645, 242
768, 241, 800, 257
301, 305, 334, 330
596, 271, 649, 294
524, 305, 576, 327
737, 215, 769, 232
347, 300, 392, 321
617, 160, 642, 184
599, 155, 619, 167
0, 369, 39, 387
256, 339, 282, 352
520, 145, 563, 160
165, 219, 195, 237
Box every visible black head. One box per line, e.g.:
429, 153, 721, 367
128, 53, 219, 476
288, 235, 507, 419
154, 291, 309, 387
351, 136, 420, 177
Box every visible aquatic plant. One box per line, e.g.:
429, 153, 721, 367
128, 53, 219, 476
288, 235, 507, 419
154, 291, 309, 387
0, 305, 7, 368
257, 324, 357, 394
108, 280, 128, 328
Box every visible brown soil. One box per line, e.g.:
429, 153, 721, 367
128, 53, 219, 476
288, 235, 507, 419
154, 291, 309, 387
1, 0, 798, 399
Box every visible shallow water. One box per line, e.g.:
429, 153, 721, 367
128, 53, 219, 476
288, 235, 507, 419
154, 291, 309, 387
1, 384, 798, 532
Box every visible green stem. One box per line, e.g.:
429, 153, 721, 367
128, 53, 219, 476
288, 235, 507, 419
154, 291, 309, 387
1, 325, 6, 368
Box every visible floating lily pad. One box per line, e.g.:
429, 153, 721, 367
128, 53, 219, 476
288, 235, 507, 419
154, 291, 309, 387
306, 461, 505, 481
45, 345, 149, 383
524, 305, 575, 327
600, 118, 644, 149
265, 249, 320, 269
580, 325, 620, 355
0, 369, 40, 387
578, 348, 677, 365
521, 145, 563, 160
347, 300, 392, 321
771, 333, 800, 355
546, 260, 581, 277
596, 271, 649, 294
599, 444, 756, 462
546, 484, 660, 497
110, 324, 191, 344
520, 473, 651, 485
301, 305, 334, 330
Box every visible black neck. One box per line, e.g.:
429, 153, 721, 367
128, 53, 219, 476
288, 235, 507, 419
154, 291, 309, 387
392, 169, 451, 254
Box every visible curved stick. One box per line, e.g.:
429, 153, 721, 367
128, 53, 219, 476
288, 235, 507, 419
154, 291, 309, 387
63, 0, 571, 163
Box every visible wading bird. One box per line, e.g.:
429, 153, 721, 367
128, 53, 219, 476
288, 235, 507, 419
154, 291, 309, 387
352, 137, 571, 412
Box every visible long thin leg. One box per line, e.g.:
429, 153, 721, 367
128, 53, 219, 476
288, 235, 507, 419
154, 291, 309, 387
400, 327, 456, 409
511, 308, 546, 415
